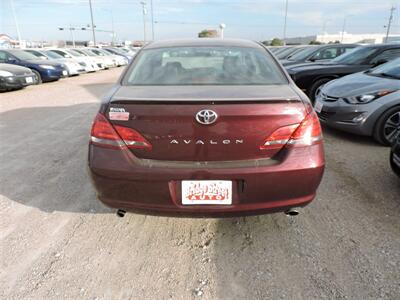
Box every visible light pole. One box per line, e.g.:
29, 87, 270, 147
150, 0, 155, 40
70, 27, 76, 48
110, 1, 116, 45
140, 1, 147, 44
385, 6, 396, 43
88, 0, 96, 46
340, 15, 353, 43
219, 23, 226, 39
341, 17, 346, 43
283, 0, 288, 45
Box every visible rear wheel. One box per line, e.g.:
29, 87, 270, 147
308, 78, 332, 103
32, 70, 42, 84
373, 106, 400, 146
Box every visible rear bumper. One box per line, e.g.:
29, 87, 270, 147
88, 143, 325, 217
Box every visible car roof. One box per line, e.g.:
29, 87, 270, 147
363, 43, 400, 49
144, 38, 264, 50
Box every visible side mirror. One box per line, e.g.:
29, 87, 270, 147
7, 57, 17, 63
373, 59, 387, 67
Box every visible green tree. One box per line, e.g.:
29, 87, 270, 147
309, 40, 322, 45
270, 38, 283, 46
198, 30, 217, 38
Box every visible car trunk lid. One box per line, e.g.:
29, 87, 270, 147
107, 85, 306, 161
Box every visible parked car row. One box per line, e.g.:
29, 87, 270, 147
0, 46, 136, 92
269, 43, 400, 148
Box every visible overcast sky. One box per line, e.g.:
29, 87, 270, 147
1, 0, 399, 42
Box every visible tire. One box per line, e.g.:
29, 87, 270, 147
373, 106, 400, 146
31, 70, 42, 84
308, 78, 332, 103
390, 152, 400, 177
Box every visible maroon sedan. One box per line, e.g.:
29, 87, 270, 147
88, 39, 325, 217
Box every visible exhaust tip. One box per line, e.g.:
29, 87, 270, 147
284, 208, 299, 216
116, 209, 126, 218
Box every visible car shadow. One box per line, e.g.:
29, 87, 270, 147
0, 103, 112, 214
321, 124, 381, 147
81, 82, 115, 99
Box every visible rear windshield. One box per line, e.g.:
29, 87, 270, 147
124, 46, 288, 85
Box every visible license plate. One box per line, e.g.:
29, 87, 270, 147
62, 70, 68, 76
25, 76, 33, 83
182, 180, 232, 205
314, 100, 323, 113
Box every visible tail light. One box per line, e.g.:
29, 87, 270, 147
261, 111, 322, 150
90, 113, 152, 150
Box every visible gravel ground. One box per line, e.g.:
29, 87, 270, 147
0, 68, 399, 300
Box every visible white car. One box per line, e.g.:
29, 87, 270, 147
73, 48, 106, 70
119, 47, 137, 57
46, 49, 98, 73
24, 49, 85, 76
95, 48, 128, 67
65, 49, 101, 72
85, 48, 116, 68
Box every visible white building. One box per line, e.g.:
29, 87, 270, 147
285, 32, 400, 45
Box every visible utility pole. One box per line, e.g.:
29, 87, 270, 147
70, 27, 76, 47
150, 0, 155, 40
88, 0, 97, 46
341, 17, 347, 43
385, 6, 396, 43
10, 0, 22, 48
282, 0, 288, 45
140, 1, 147, 44
219, 23, 226, 39
111, 0, 116, 45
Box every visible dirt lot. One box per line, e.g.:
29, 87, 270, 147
1, 68, 399, 300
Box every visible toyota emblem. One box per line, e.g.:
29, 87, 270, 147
195, 109, 218, 125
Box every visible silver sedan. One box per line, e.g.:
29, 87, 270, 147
314, 58, 400, 145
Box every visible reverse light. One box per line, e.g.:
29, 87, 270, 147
261, 111, 322, 150
90, 113, 152, 150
